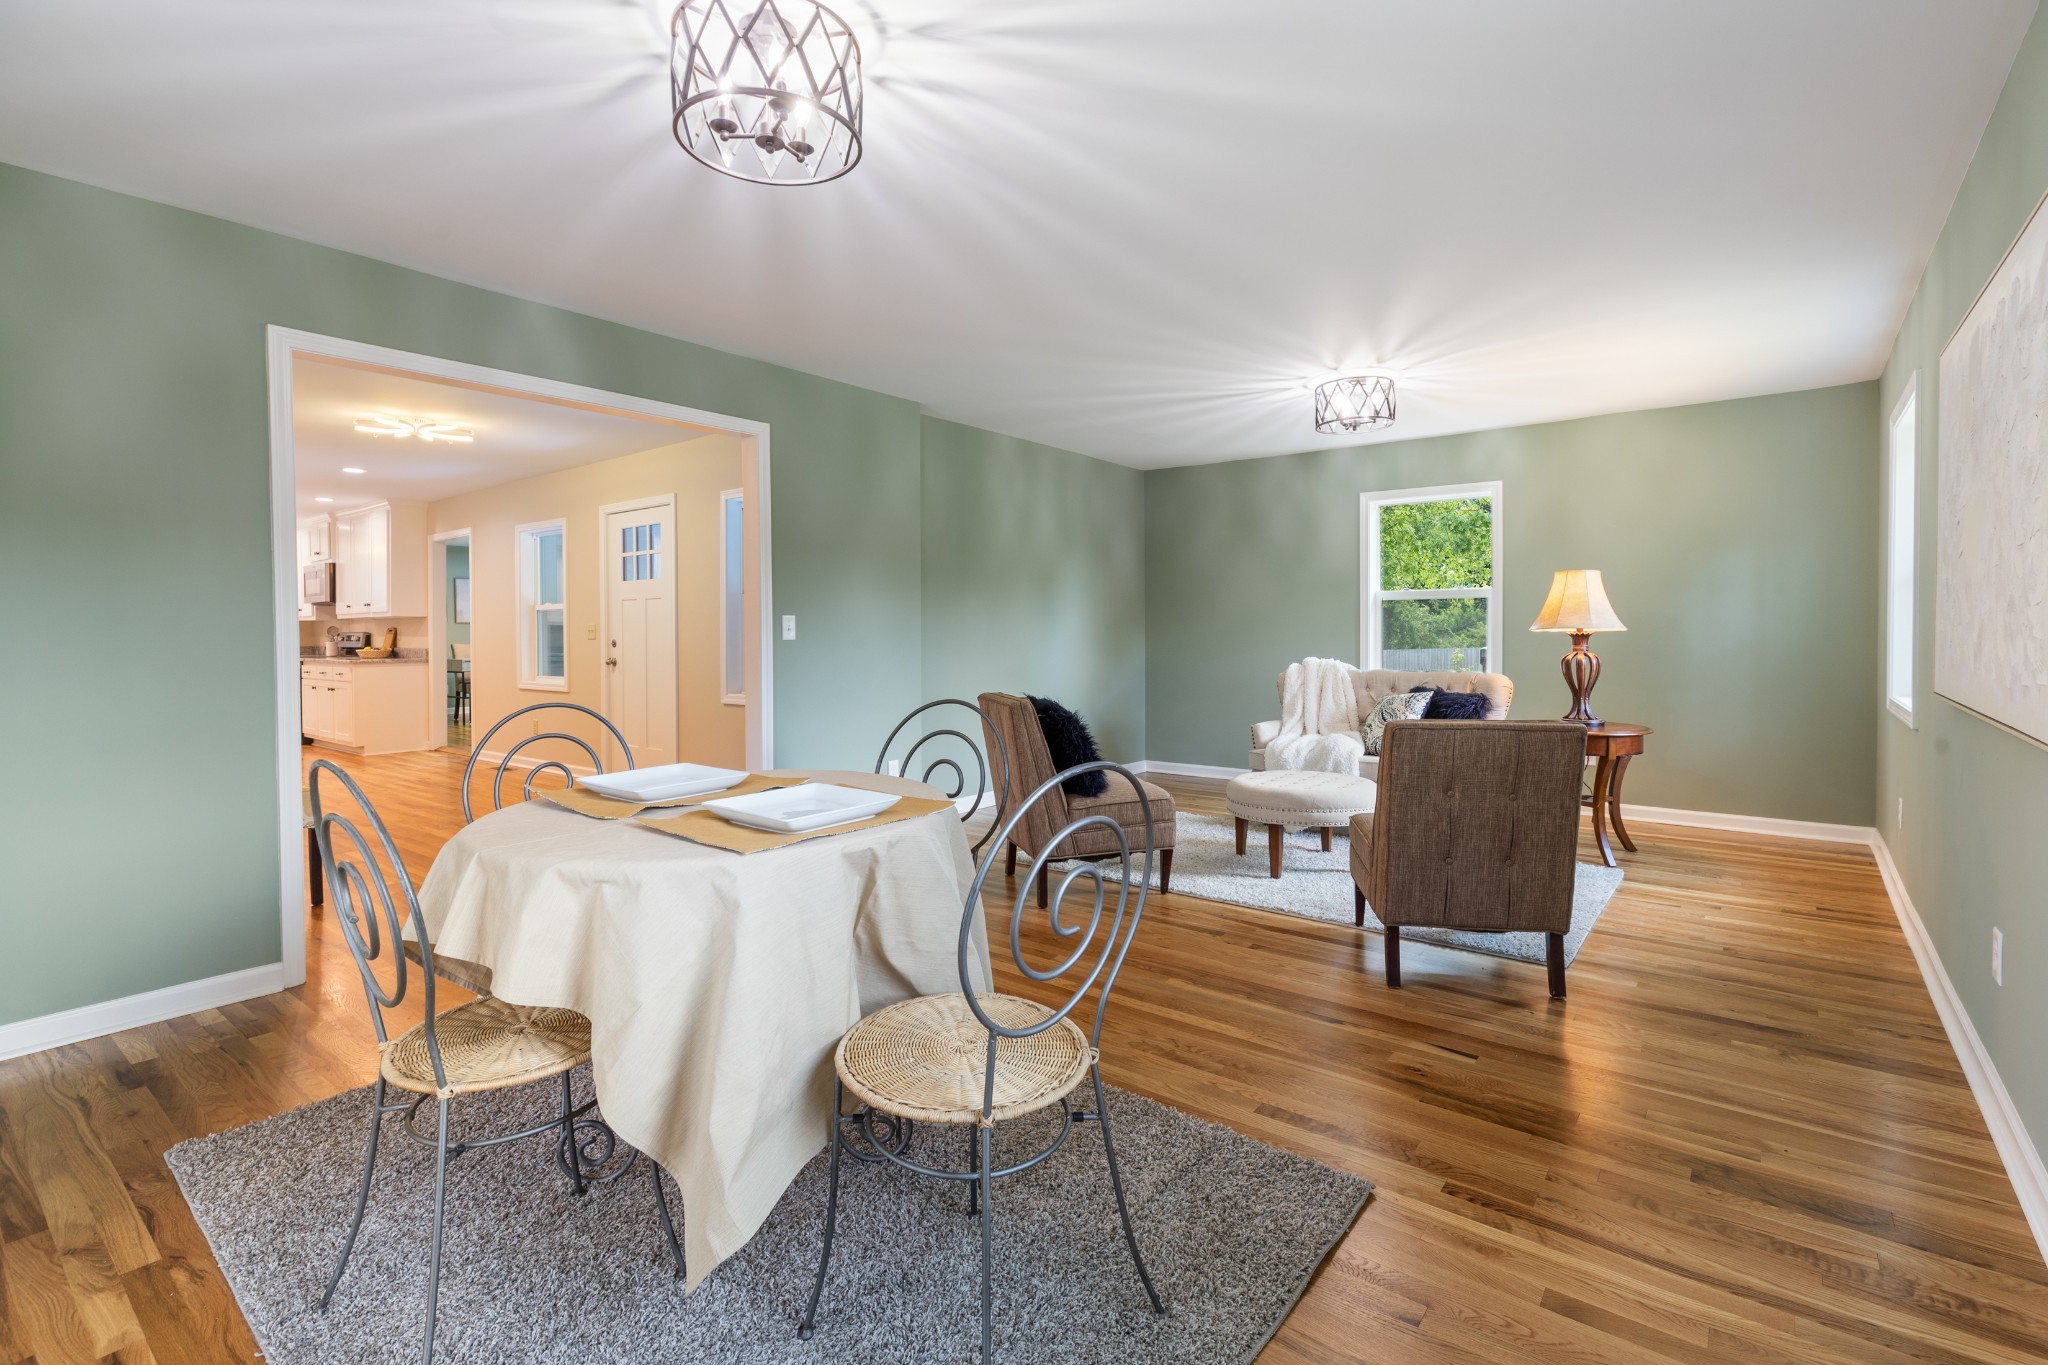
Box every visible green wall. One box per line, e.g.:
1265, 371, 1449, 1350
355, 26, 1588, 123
1876, 7, 2048, 1162
0, 161, 1132, 1027
1144, 384, 1880, 825
919, 417, 1146, 760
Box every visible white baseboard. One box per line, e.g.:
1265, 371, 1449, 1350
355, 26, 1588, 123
1870, 836, 2048, 1263
0, 963, 289, 1063
1128, 759, 1249, 780
1616, 803, 1876, 845
475, 747, 600, 778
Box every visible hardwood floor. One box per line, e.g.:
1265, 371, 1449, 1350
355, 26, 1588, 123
2, 746, 2043, 1363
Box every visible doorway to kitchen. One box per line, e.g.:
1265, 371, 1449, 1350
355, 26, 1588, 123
267, 327, 775, 991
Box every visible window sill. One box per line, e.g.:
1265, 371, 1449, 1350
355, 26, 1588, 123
1886, 697, 1916, 729
722, 693, 746, 708
519, 678, 570, 694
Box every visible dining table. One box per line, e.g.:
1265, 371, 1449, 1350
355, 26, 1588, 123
412, 768, 991, 1290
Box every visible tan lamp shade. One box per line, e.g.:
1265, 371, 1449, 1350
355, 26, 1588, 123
1530, 569, 1626, 633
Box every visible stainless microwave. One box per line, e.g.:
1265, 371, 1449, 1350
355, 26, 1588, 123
303, 561, 335, 604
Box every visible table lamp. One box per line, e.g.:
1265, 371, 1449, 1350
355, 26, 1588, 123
1530, 569, 1626, 725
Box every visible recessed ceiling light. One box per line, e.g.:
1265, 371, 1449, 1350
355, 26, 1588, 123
314, 496, 335, 503
341, 467, 366, 474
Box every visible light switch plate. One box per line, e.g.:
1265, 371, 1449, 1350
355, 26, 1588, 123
1993, 928, 2003, 986
781, 615, 796, 641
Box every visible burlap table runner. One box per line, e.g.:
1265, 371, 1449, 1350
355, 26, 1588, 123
635, 795, 957, 852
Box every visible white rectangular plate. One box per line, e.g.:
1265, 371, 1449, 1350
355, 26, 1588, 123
577, 763, 749, 803
701, 783, 903, 834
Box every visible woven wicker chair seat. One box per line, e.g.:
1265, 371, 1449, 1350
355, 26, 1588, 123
835, 993, 1093, 1126
381, 996, 592, 1098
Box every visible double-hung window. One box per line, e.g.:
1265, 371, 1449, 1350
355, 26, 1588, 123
1886, 381, 1917, 723
1362, 482, 1502, 673
516, 519, 567, 690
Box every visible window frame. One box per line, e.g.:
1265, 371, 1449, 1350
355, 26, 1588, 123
719, 488, 746, 706
1885, 378, 1918, 726
1360, 480, 1505, 673
515, 517, 569, 692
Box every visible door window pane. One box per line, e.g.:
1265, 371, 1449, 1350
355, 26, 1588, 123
723, 494, 745, 699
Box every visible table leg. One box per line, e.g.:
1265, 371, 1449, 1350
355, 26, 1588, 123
1608, 755, 1637, 853
1234, 817, 1247, 856
1267, 824, 1283, 879
1589, 755, 1616, 868
1320, 826, 1333, 853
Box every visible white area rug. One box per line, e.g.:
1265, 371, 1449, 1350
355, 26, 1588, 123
1068, 813, 1623, 967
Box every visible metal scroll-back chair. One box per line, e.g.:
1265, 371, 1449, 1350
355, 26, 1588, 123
461, 701, 635, 824
306, 760, 675, 1364
874, 698, 1011, 859
798, 760, 1167, 1361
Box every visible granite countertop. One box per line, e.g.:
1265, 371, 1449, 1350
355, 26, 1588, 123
299, 648, 431, 664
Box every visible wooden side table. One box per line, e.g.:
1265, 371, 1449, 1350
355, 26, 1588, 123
1583, 722, 1651, 868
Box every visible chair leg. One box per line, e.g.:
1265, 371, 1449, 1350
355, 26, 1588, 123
651, 1161, 684, 1281
1321, 826, 1333, 853
1354, 886, 1366, 928
421, 1097, 451, 1365
1386, 925, 1402, 988
1267, 823, 1283, 879
799, 1080, 847, 1339
1091, 1069, 1165, 1314
1005, 842, 1017, 877
1157, 848, 1174, 895
978, 1122, 997, 1363
307, 828, 324, 911
1037, 864, 1048, 910
1547, 932, 1567, 999
558, 1073, 586, 1196
967, 1122, 980, 1216
320, 1078, 387, 1312
1234, 816, 1247, 855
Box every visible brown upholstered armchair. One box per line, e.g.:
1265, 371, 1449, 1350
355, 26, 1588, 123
1348, 719, 1586, 998
978, 692, 1176, 905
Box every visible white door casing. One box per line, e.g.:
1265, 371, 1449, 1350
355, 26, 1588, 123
602, 496, 678, 767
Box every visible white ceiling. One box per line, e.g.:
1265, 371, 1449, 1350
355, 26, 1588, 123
1, 1, 2034, 468
292, 357, 711, 517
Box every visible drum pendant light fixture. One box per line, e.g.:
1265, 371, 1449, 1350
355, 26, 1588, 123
671, 0, 863, 185
1313, 373, 1397, 434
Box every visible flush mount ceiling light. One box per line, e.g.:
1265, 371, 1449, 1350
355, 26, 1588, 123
1313, 374, 1397, 435
353, 415, 475, 443
671, 0, 863, 186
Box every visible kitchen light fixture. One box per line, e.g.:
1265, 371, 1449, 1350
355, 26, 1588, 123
1313, 374, 1397, 434
353, 415, 474, 443
671, 0, 863, 185
341, 466, 366, 474
314, 496, 335, 503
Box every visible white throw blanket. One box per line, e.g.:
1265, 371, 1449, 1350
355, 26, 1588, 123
1267, 658, 1364, 774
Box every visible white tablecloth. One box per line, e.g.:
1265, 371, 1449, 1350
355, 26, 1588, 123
413, 771, 990, 1288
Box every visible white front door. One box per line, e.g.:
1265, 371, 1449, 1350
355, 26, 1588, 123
603, 500, 679, 767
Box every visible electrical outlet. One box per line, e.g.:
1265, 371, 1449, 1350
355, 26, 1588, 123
1993, 928, 2003, 986
781, 615, 796, 641
887, 759, 902, 777
1897, 796, 1904, 829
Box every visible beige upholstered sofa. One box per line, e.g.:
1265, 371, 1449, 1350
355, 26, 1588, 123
1248, 667, 1514, 779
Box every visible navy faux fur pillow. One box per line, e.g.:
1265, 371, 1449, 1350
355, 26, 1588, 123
1027, 696, 1109, 797
1410, 686, 1491, 720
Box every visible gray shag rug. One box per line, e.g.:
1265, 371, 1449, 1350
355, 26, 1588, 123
166, 1071, 1370, 1364
1070, 813, 1624, 967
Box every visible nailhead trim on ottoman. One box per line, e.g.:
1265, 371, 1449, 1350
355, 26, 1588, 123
1224, 770, 1378, 829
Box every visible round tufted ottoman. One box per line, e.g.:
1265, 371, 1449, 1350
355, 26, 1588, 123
1224, 770, 1378, 879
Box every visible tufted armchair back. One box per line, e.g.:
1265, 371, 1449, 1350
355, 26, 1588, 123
977, 693, 1070, 855
1362, 720, 1584, 935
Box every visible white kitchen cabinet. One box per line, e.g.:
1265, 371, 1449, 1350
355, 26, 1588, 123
334, 500, 427, 618
296, 513, 334, 621
300, 660, 429, 755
